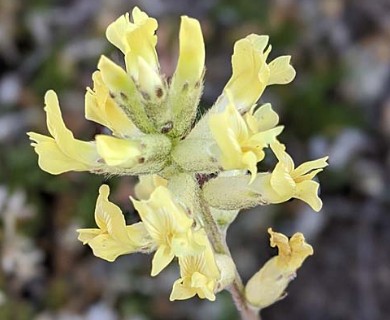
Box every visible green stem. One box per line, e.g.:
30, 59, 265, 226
198, 192, 260, 320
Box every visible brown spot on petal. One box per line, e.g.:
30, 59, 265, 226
120, 92, 128, 101
161, 121, 173, 134
156, 87, 163, 98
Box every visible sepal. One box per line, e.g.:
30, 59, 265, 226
98, 55, 155, 133
202, 174, 266, 210
171, 138, 219, 173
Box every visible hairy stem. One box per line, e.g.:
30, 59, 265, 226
198, 192, 260, 320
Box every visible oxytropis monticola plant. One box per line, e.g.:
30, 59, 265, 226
28, 7, 328, 320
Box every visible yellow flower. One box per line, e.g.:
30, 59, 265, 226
209, 99, 283, 179
105, 6, 164, 106
252, 141, 328, 211
134, 174, 168, 200
245, 228, 313, 309
215, 34, 296, 113
170, 236, 220, 301
77, 185, 152, 262
131, 186, 206, 276
28, 90, 101, 175
85, 71, 138, 137
172, 16, 205, 87
28, 90, 149, 174
106, 7, 159, 79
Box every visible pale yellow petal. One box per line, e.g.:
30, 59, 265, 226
136, 56, 163, 97
86, 233, 135, 262
123, 9, 159, 78
150, 187, 193, 230
223, 35, 270, 111
173, 16, 205, 86
191, 272, 216, 301
270, 162, 296, 199
125, 223, 152, 248
295, 168, 323, 183
28, 133, 93, 174
293, 156, 329, 178
171, 231, 206, 257
131, 7, 149, 23
288, 232, 314, 270
134, 175, 168, 200
250, 173, 285, 204
268, 228, 291, 265
131, 186, 195, 261
209, 103, 248, 169
252, 103, 280, 131
270, 142, 295, 172
131, 199, 162, 241
151, 245, 174, 276
106, 7, 158, 67
173, 241, 219, 301
170, 278, 196, 301
76, 228, 100, 244
246, 34, 269, 52
95, 135, 141, 167
267, 56, 296, 85
85, 71, 136, 137
98, 56, 135, 97
245, 256, 290, 309
242, 151, 258, 181
294, 180, 323, 212
44, 90, 99, 166
247, 126, 284, 149
268, 228, 313, 270
94, 184, 129, 243
105, 12, 132, 53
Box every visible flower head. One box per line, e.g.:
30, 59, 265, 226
215, 34, 296, 113
253, 141, 328, 211
245, 228, 313, 309
28, 90, 101, 175
77, 185, 152, 262
170, 235, 220, 301
209, 100, 283, 179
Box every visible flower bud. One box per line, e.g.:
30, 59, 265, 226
168, 16, 205, 138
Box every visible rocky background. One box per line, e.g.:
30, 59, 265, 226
0, 0, 389, 319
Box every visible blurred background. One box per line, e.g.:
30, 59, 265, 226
0, 0, 389, 319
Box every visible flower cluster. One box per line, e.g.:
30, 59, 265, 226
28, 6, 328, 314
